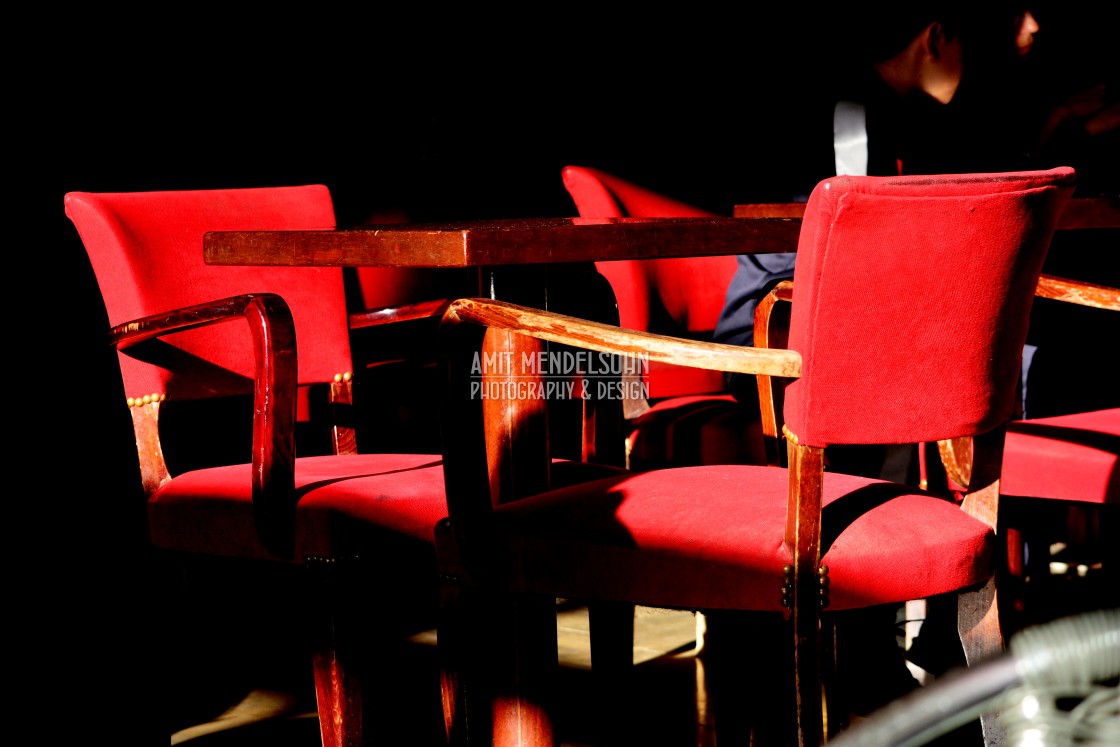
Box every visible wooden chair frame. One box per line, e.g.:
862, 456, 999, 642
438, 297, 1008, 746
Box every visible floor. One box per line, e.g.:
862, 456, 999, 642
158, 535, 1115, 747
168, 602, 705, 747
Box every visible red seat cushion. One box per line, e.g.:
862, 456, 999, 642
148, 454, 447, 560
149, 456, 628, 561
1001, 408, 1120, 503
489, 465, 994, 611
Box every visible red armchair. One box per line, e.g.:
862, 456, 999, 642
936, 276, 1119, 631
65, 184, 454, 746
438, 167, 1076, 747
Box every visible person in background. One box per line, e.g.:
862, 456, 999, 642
715, 2, 968, 484
938, 2, 1117, 188
1013, 6, 1040, 55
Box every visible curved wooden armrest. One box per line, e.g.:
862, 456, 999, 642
110, 292, 294, 353
1035, 274, 1120, 311
754, 281, 795, 466
438, 298, 802, 532
110, 292, 299, 557
936, 436, 974, 493
442, 298, 802, 379
348, 297, 453, 330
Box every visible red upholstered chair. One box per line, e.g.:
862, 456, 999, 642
64, 184, 451, 746
437, 168, 1076, 747
561, 165, 768, 469
935, 276, 1120, 628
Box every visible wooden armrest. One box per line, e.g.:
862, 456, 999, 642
754, 280, 795, 466
937, 437, 974, 494
439, 298, 801, 521
110, 292, 299, 557
734, 203, 807, 219
1035, 274, 1120, 311
348, 298, 453, 330
442, 298, 802, 379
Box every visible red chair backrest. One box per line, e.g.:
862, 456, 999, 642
785, 168, 1076, 447
65, 185, 351, 401
561, 165, 736, 398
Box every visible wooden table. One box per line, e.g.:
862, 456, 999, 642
203, 201, 1118, 472
205, 215, 805, 489
204, 216, 801, 269
205, 214, 803, 315
204, 197, 1114, 273
206, 214, 804, 505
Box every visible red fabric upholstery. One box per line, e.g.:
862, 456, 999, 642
66, 186, 430, 557
1001, 408, 1120, 503
785, 170, 1075, 447
562, 165, 735, 398
66, 186, 349, 401
561, 166, 761, 469
148, 454, 448, 558
149, 455, 624, 560
491, 466, 993, 610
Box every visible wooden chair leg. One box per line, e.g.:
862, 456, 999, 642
491, 592, 560, 747
958, 576, 1006, 747
588, 600, 636, 744
438, 572, 473, 747
306, 556, 363, 747
704, 610, 790, 747
791, 603, 826, 747
588, 600, 635, 673
819, 614, 845, 738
